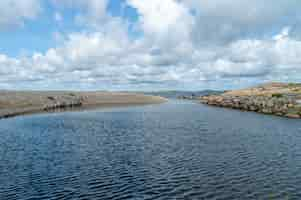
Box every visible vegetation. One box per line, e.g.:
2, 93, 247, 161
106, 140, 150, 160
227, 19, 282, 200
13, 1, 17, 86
200, 82, 301, 118
271, 93, 283, 98
288, 83, 301, 88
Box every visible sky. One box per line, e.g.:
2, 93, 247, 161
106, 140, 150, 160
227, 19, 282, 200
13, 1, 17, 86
0, 0, 301, 91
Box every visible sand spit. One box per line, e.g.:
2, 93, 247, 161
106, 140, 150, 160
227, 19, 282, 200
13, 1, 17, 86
0, 91, 167, 119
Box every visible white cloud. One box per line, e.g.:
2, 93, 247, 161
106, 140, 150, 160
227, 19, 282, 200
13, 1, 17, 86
54, 12, 63, 23
127, 0, 194, 49
127, 0, 192, 34
51, 0, 109, 27
2, 26, 301, 90
184, 0, 299, 44
1, 0, 301, 90
0, 0, 41, 29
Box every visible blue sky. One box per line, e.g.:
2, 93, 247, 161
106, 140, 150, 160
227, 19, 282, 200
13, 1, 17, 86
0, 0, 301, 90
0, 0, 137, 57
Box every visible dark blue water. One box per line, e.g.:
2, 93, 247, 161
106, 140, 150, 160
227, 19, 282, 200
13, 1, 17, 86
1, 101, 301, 199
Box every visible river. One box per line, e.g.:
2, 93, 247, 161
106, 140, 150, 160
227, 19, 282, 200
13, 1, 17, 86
1, 100, 301, 199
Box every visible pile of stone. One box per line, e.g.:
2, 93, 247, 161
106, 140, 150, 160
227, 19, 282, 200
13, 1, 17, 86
43, 95, 83, 111
200, 94, 301, 118
177, 94, 197, 100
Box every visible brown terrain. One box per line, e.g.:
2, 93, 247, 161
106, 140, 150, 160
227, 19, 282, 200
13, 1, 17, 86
200, 82, 301, 118
0, 91, 167, 119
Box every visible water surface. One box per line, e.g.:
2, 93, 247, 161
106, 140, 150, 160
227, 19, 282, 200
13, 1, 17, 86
1, 100, 301, 199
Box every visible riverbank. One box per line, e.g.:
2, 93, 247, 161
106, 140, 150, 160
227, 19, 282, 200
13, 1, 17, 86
0, 91, 167, 119
200, 82, 301, 118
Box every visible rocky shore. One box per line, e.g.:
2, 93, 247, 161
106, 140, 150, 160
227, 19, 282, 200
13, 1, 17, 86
200, 83, 301, 118
0, 91, 167, 119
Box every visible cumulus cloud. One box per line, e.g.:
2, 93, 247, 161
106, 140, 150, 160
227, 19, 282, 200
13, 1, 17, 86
0, 0, 41, 29
184, 0, 300, 45
2, 26, 301, 89
54, 12, 63, 23
127, 0, 193, 36
51, 0, 109, 27
1, 0, 301, 90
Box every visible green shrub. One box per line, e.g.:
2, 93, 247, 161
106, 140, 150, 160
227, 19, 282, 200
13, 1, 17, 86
272, 93, 283, 98
288, 83, 301, 88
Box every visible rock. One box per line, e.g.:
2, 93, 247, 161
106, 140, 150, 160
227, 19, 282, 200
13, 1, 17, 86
285, 113, 300, 118
199, 82, 301, 119
43, 95, 82, 111
276, 112, 284, 116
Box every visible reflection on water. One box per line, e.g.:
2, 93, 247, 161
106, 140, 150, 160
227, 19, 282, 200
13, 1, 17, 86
1, 100, 301, 199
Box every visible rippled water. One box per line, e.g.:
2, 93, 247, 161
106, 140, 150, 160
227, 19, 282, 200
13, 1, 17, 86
1, 100, 301, 199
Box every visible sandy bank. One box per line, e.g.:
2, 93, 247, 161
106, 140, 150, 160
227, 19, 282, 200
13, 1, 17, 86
0, 91, 167, 119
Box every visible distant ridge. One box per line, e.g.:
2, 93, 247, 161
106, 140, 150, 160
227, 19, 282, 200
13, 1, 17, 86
144, 90, 224, 99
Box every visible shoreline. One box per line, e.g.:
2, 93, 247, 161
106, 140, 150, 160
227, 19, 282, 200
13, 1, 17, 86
0, 91, 167, 119
200, 83, 301, 119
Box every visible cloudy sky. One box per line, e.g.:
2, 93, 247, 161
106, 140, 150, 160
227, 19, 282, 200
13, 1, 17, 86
0, 0, 301, 91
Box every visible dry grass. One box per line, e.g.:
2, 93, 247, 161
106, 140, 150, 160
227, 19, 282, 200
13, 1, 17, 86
224, 82, 301, 97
